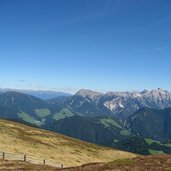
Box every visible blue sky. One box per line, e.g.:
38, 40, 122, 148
0, 0, 171, 93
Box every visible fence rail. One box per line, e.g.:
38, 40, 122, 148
0, 152, 63, 168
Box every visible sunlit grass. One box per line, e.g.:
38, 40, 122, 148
0, 119, 136, 167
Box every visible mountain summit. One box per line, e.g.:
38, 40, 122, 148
75, 89, 103, 100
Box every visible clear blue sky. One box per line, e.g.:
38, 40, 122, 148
0, 0, 171, 93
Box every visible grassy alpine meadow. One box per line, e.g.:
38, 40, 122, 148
0, 119, 137, 167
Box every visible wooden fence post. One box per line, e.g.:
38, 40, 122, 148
61, 164, 63, 168
2, 152, 5, 160
43, 160, 46, 165
24, 155, 26, 162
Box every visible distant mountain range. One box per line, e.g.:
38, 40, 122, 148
1, 88, 171, 155
0, 88, 71, 100
49, 88, 171, 120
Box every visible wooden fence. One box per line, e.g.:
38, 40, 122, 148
0, 152, 63, 168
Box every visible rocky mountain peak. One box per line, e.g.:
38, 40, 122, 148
148, 88, 169, 96
157, 88, 168, 93
75, 89, 103, 99
131, 91, 141, 97
141, 89, 149, 94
